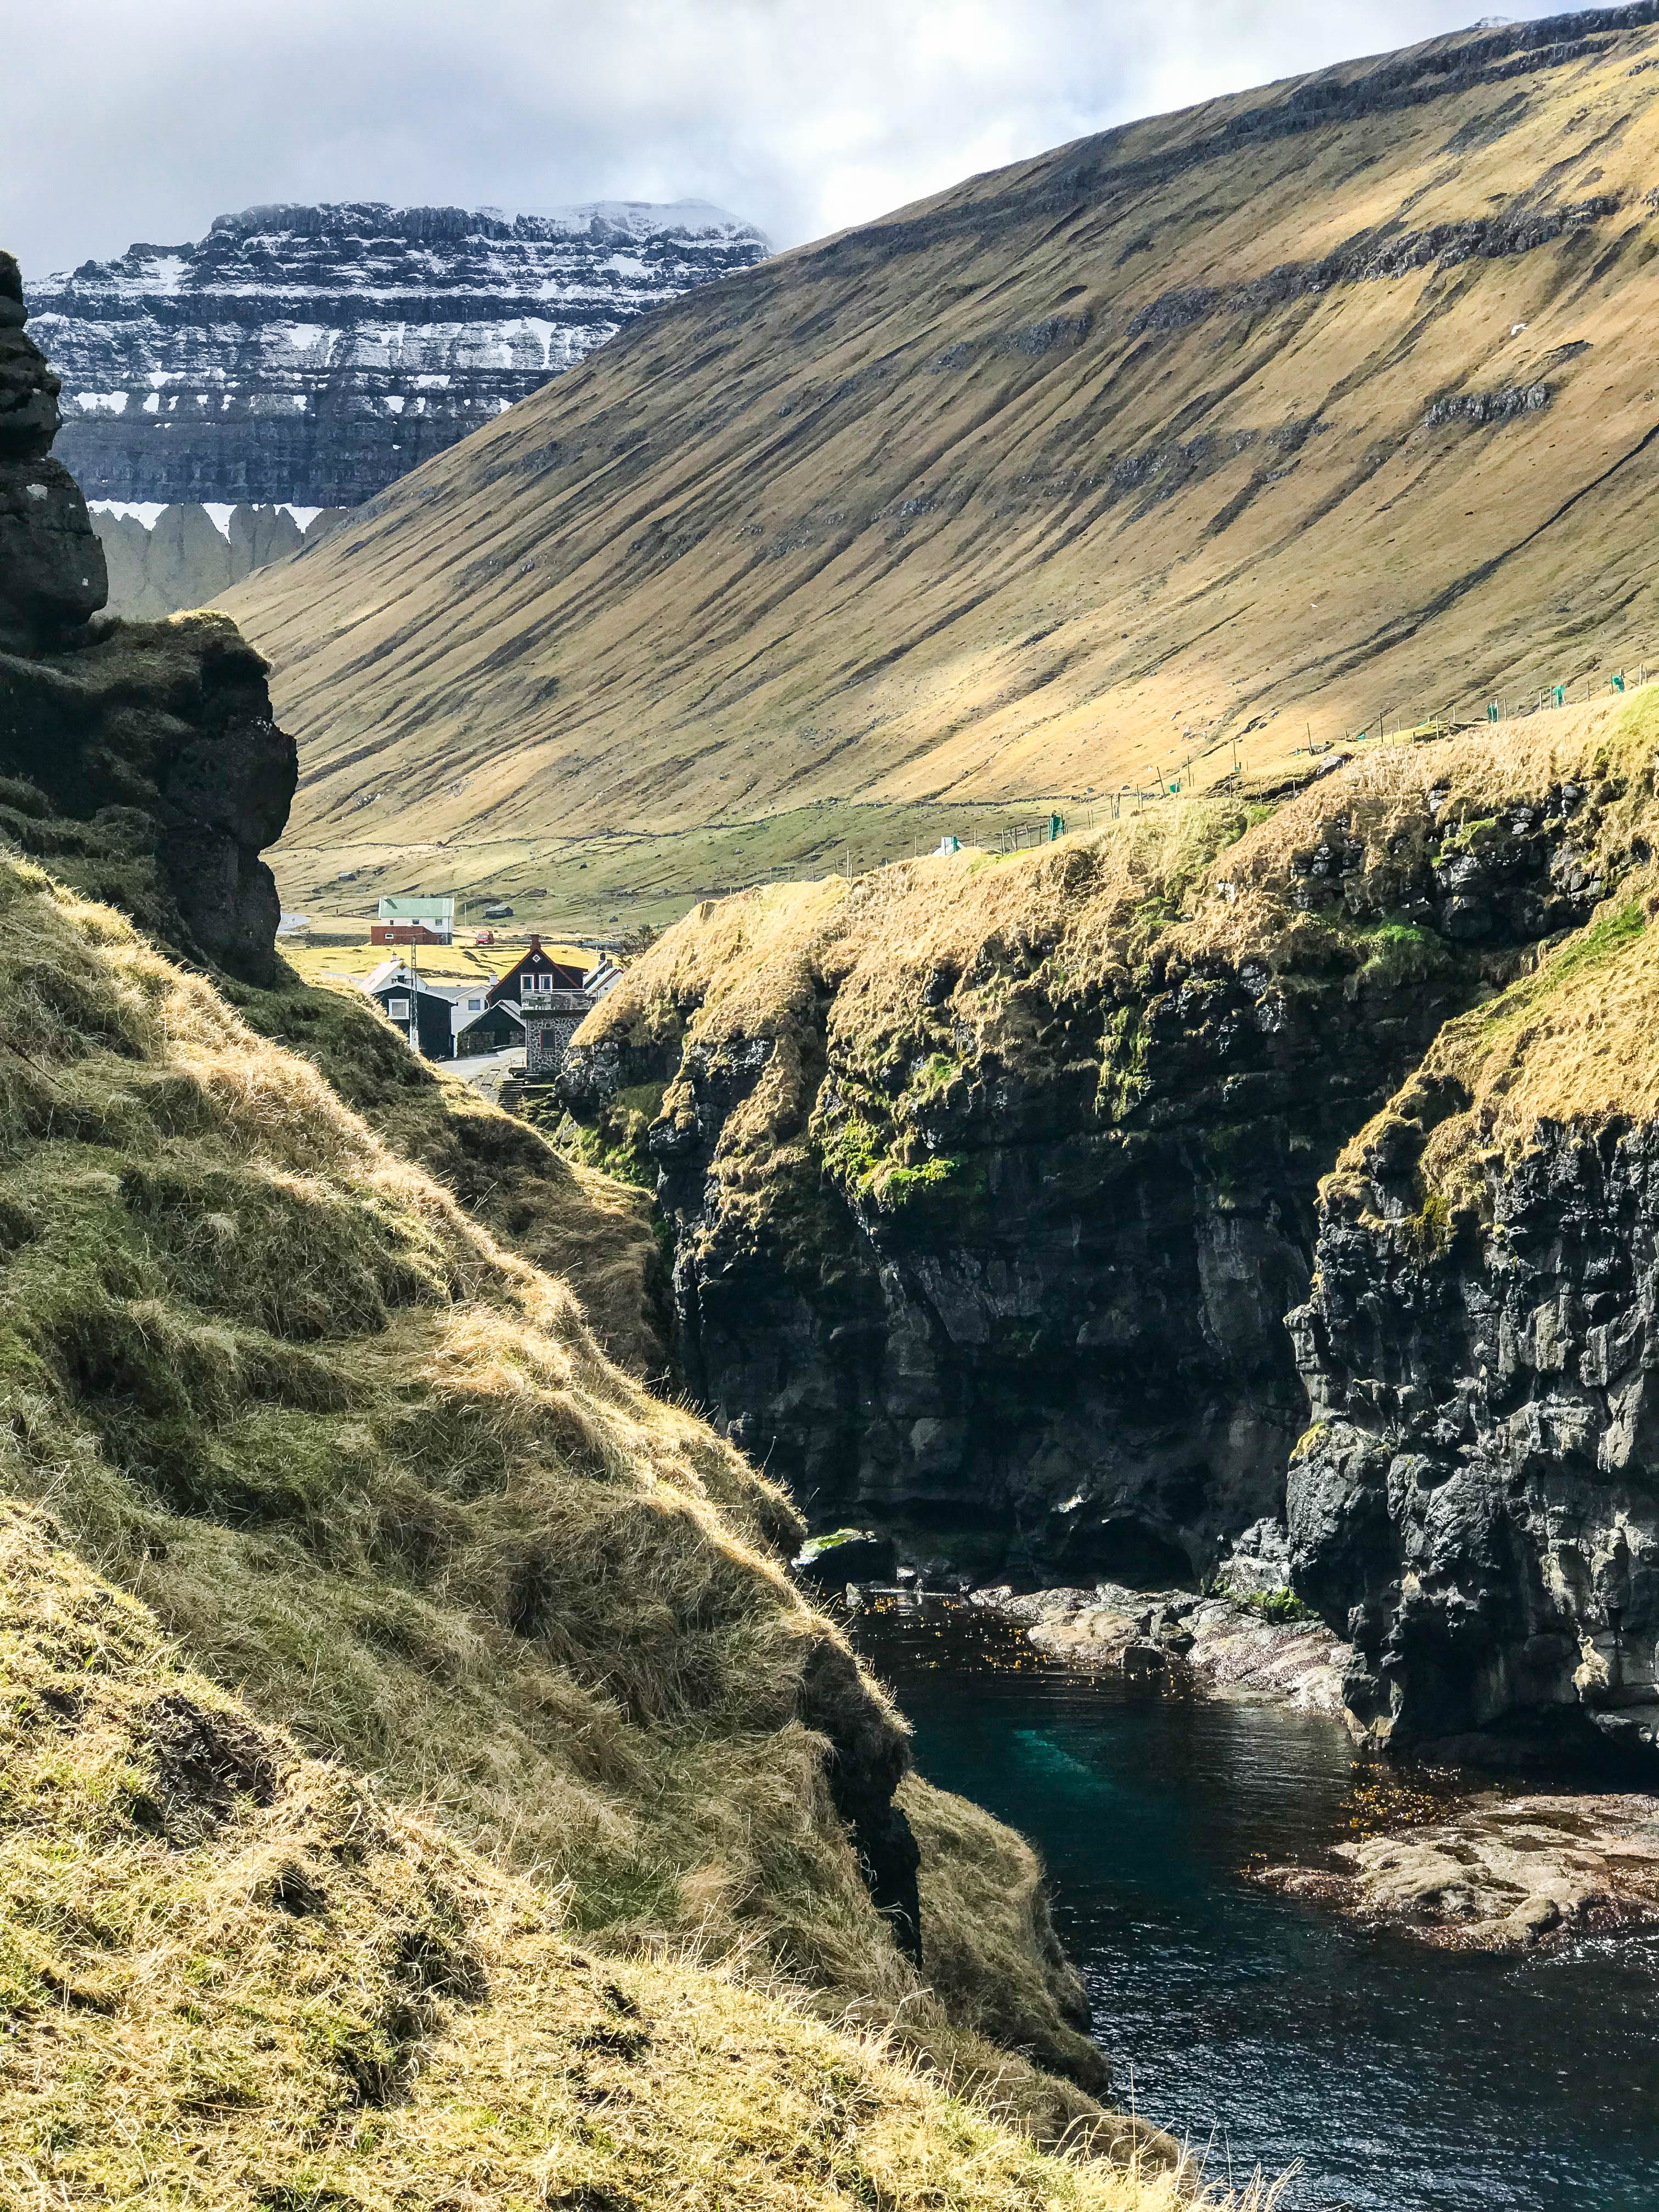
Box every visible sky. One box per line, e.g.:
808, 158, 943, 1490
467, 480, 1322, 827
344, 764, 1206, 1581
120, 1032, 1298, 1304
7, 0, 1561, 279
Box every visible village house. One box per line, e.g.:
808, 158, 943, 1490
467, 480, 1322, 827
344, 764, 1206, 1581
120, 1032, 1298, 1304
364, 937, 616, 1069
371, 894, 455, 947
452, 993, 524, 1058
363, 960, 457, 1060
484, 936, 602, 1075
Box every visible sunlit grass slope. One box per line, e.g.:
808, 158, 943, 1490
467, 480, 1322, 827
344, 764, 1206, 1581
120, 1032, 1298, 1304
0, 851, 1113, 2127
568, 690, 1659, 1239
0, 1503, 1226, 2208
1331, 686, 1659, 1203
230, 11, 1659, 913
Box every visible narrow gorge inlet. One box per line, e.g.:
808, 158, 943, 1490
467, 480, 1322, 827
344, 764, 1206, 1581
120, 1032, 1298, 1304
855, 1600, 1659, 2211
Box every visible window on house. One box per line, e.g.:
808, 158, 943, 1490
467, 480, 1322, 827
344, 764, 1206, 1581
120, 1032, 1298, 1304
387, 996, 410, 1018
469, 997, 483, 1011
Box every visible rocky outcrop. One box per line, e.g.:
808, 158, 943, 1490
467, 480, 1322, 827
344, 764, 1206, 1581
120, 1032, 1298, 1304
0, 251, 295, 981
561, 741, 1616, 1585
92, 501, 348, 619
0, 249, 107, 650
1260, 1786, 1659, 1948
30, 201, 768, 506
1290, 1074, 1659, 1765
970, 1581, 1353, 1714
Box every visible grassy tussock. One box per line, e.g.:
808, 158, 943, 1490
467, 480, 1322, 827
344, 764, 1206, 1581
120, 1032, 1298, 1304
231, 967, 672, 1379
0, 1503, 1270, 2210
0, 853, 1107, 2121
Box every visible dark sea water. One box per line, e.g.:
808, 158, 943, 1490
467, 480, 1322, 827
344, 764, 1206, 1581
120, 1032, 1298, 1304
849, 1598, 1659, 2212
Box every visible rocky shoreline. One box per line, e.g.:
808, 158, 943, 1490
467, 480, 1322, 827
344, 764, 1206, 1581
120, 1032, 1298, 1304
816, 1542, 1659, 1959
957, 1579, 1659, 1953
1260, 1781, 1659, 1952
966, 1581, 1355, 1717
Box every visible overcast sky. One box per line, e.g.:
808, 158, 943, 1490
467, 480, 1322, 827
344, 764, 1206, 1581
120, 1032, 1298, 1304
8, 1, 1556, 279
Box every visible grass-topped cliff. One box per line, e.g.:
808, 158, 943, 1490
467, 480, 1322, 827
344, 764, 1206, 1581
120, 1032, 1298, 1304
561, 698, 1639, 1581
559, 693, 1659, 1771
0, 1502, 1209, 2207
0, 840, 1138, 2145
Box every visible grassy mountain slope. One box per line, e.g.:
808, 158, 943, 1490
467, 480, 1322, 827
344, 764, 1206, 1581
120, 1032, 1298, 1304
0, 1503, 1197, 2207
231, 9, 1659, 925
0, 848, 1116, 2126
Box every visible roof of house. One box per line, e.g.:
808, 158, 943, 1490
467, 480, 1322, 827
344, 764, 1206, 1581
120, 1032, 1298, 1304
363, 960, 460, 1000
377, 895, 455, 922
486, 935, 589, 1007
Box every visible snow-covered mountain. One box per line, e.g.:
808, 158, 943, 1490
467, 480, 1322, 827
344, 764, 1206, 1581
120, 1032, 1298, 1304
28, 200, 769, 506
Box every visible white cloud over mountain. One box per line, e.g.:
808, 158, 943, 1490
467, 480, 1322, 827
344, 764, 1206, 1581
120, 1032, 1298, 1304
7, 0, 1555, 276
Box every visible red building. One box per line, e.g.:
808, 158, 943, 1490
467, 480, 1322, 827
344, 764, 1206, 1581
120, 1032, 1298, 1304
370, 921, 447, 946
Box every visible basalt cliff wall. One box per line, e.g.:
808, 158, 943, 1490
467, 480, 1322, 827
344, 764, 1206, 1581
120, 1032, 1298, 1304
562, 701, 1659, 1765
0, 248, 295, 981
1289, 736, 1659, 1764
559, 734, 1617, 1582
91, 499, 349, 620
31, 200, 768, 508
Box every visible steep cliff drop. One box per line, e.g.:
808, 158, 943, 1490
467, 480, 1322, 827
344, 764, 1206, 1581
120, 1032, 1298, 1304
560, 744, 1611, 1584
1289, 722, 1659, 1768
0, 251, 1127, 2146
562, 701, 1659, 1779
0, 250, 296, 983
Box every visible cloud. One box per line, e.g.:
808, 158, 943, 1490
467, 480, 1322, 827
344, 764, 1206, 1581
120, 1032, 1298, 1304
4, 0, 1554, 280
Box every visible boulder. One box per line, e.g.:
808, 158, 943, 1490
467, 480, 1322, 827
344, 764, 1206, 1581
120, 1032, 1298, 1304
793, 1528, 899, 1589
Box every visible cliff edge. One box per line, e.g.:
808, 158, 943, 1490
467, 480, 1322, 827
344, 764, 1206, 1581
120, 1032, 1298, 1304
0, 247, 296, 982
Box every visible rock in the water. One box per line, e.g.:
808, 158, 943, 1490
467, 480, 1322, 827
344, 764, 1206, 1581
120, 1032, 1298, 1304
793, 1528, 899, 1588
1006, 1582, 1355, 1713
1259, 1788, 1659, 1950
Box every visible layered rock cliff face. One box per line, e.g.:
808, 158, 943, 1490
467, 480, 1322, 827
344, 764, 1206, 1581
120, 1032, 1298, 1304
561, 737, 1620, 1586
30, 201, 767, 507
1289, 721, 1659, 1763
89, 500, 348, 620
0, 251, 296, 983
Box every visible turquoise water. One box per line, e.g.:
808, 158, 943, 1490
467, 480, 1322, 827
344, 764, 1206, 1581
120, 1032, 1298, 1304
850, 1600, 1659, 2211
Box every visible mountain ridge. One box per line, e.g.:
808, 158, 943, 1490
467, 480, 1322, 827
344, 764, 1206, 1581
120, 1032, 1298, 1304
29, 198, 768, 506
222, 5, 1659, 928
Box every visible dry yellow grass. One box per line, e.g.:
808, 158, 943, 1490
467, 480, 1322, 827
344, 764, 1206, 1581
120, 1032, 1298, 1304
0, 849, 1113, 2122
573, 691, 1659, 1254
229, 18, 1659, 915
279, 926, 591, 991
0, 1502, 1272, 2210
1312, 689, 1659, 1206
